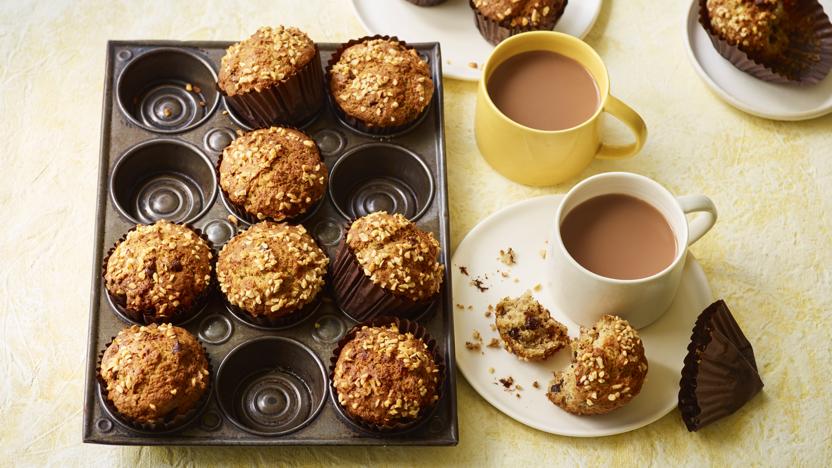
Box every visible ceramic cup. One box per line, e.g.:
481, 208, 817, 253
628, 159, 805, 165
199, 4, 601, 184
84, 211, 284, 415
547, 172, 717, 329
475, 31, 647, 187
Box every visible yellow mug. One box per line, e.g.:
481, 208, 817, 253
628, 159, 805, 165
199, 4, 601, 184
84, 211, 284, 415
475, 31, 647, 187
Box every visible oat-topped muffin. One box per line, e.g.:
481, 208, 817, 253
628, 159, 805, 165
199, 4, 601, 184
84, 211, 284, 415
471, 0, 568, 45
495, 292, 569, 361
328, 38, 434, 132
99, 324, 210, 426
333, 323, 440, 427
705, 0, 790, 63
217, 222, 328, 322
219, 127, 327, 222
104, 221, 212, 324
350, 211, 443, 301
547, 315, 648, 415
218, 26, 325, 127
219, 26, 317, 96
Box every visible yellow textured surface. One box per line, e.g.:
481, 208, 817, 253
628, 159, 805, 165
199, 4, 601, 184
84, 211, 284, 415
1, 0, 830, 466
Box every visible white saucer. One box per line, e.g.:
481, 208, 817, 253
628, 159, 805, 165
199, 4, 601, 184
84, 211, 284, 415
451, 195, 713, 437
684, 0, 832, 121
350, 0, 602, 81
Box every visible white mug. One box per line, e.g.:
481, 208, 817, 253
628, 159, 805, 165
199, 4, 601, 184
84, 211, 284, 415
547, 172, 717, 329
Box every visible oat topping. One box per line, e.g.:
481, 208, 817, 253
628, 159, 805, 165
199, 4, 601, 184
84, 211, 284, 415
219, 26, 317, 96
104, 221, 212, 319
706, 0, 789, 56
334, 324, 440, 426
347, 212, 444, 302
329, 38, 434, 128
217, 222, 328, 317
100, 324, 209, 424
472, 0, 567, 28
219, 127, 327, 222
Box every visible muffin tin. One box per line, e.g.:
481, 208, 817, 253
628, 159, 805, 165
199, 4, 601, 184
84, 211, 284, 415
83, 40, 457, 445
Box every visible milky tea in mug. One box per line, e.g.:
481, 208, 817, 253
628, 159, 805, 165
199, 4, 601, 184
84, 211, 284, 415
560, 194, 677, 280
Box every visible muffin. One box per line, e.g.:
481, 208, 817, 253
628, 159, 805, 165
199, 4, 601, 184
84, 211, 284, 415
330, 211, 444, 321
494, 291, 569, 361
104, 220, 212, 324
216, 221, 328, 325
218, 26, 325, 127
700, 0, 832, 83
218, 126, 327, 223
327, 37, 434, 134
547, 315, 647, 415
705, 0, 790, 64
333, 321, 441, 428
470, 0, 568, 46
99, 323, 210, 428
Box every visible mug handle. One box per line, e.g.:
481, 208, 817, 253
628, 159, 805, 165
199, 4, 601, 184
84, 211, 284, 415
676, 195, 718, 245
596, 95, 648, 160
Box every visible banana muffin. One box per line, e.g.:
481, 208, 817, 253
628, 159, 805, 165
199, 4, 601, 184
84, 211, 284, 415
328, 37, 434, 133
333, 322, 440, 428
705, 0, 791, 64
217, 221, 328, 324
547, 315, 648, 415
218, 26, 325, 127
218, 126, 327, 222
330, 211, 445, 321
104, 220, 212, 324
494, 291, 569, 361
99, 323, 210, 427
470, 0, 568, 45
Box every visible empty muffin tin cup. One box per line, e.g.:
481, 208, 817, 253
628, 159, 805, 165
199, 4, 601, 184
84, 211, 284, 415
216, 336, 327, 436
329, 143, 434, 222
110, 139, 218, 225
116, 48, 220, 133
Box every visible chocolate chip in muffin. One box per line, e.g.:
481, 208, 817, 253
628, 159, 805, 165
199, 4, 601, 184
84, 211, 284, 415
494, 291, 569, 361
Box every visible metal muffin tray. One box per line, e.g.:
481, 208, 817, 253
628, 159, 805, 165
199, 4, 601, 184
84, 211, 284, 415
83, 40, 457, 446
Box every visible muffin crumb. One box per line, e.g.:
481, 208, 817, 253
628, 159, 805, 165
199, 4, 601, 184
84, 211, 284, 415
498, 247, 516, 265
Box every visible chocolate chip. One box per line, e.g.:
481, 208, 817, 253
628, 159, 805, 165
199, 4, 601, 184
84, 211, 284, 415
508, 328, 521, 339
550, 383, 561, 393
170, 259, 183, 272
524, 316, 540, 330
144, 265, 156, 277
172, 338, 180, 354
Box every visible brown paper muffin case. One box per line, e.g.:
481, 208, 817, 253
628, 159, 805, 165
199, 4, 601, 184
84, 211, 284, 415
678, 301, 763, 431
470, 0, 568, 46
221, 45, 326, 128
96, 336, 213, 433
329, 229, 434, 322
328, 316, 445, 433
102, 224, 216, 326
325, 35, 433, 136
698, 0, 832, 85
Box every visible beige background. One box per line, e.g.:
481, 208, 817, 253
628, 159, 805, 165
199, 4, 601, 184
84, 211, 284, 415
1, 0, 830, 466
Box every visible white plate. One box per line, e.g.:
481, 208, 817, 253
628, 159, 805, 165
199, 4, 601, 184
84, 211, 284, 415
451, 195, 713, 437
684, 0, 832, 121
350, 0, 603, 81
